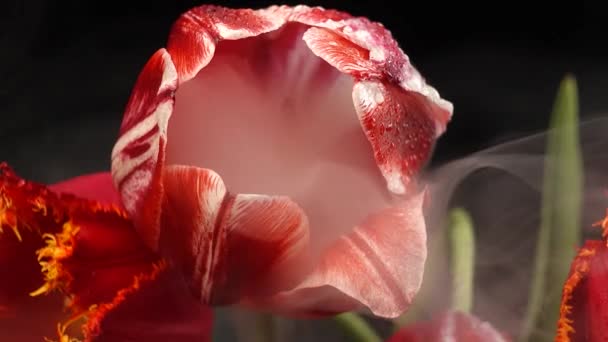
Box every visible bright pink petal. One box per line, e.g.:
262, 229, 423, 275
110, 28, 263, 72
252, 192, 426, 318
160, 165, 310, 305
388, 311, 509, 342
49, 172, 122, 206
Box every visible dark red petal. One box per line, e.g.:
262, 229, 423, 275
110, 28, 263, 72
160, 165, 310, 305
0, 168, 66, 340
111, 48, 177, 250
586, 240, 608, 340
93, 269, 213, 342
388, 311, 509, 342
0, 164, 213, 341
49, 172, 122, 206
253, 192, 426, 318
556, 239, 608, 342
49, 206, 160, 316
353, 81, 439, 194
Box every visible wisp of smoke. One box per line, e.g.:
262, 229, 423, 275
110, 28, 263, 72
420, 115, 608, 337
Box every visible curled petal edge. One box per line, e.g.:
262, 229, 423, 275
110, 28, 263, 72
111, 5, 453, 252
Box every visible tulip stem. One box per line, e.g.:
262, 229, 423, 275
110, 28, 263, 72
520, 75, 582, 342
448, 208, 475, 313
334, 312, 382, 342
253, 313, 276, 342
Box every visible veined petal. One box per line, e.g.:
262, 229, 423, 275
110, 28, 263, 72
388, 311, 509, 342
112, 4, 452, 239
302, 26, 450, 194
112, 4, 448, 318
111, 48, 177, 250
160, 165, 309, 305
167, 5, 288, 81
0, 164, 212, 341
251, 192, 426, 318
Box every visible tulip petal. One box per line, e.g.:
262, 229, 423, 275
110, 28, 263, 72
93, 269, 213, 342
302, 26, 450, 194
111, 4, 449, 319
160, 165, 310, 305
388, 311, 509, 342
0, 166, 66, 340
112, 5, 452, 237
167, 5, 288, 81
556, 239, 608, 342
253, 192, 426, 318
49, 172, 123, 206
0, 164, 213, 341
111, 48, 177, 250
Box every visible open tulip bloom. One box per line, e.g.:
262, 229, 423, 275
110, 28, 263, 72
0, 4, 453, 341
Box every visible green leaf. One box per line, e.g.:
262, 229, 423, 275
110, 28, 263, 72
449, 208, 475, 313
520, 75, 582, 342
333, 313, 382, 342
393, 207, 476, 328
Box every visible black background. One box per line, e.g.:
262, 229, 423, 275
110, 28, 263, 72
1, 0, 606, 183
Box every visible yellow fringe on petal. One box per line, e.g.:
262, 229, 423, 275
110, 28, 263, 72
555, 246, 596, 341
30, 221, 79, 297
0, 193, 21, 241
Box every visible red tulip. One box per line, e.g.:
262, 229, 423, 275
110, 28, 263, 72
555, 212, 608, 342
0, 164, 212, 341
387, 311, 509, 342
111, 4, 452, 319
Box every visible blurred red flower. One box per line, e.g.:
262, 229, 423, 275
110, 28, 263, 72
555, 211, 608, 342
0, 164, 212, 341
387, 311, 509, 342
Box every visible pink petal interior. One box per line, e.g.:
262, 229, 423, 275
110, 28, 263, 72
166, 24, 393, 255
251, 193, 427, 318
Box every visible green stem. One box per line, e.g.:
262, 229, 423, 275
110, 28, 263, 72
334, 313, 382, 342
520, 75, 582, 342
253, 313, 276, 342
448, 208, 475, 313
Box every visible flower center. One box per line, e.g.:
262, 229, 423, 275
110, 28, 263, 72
166, 25, 392, 250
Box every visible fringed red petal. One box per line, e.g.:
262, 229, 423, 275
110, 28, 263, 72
556, 211, 608, 342
0, 163, 212, 341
